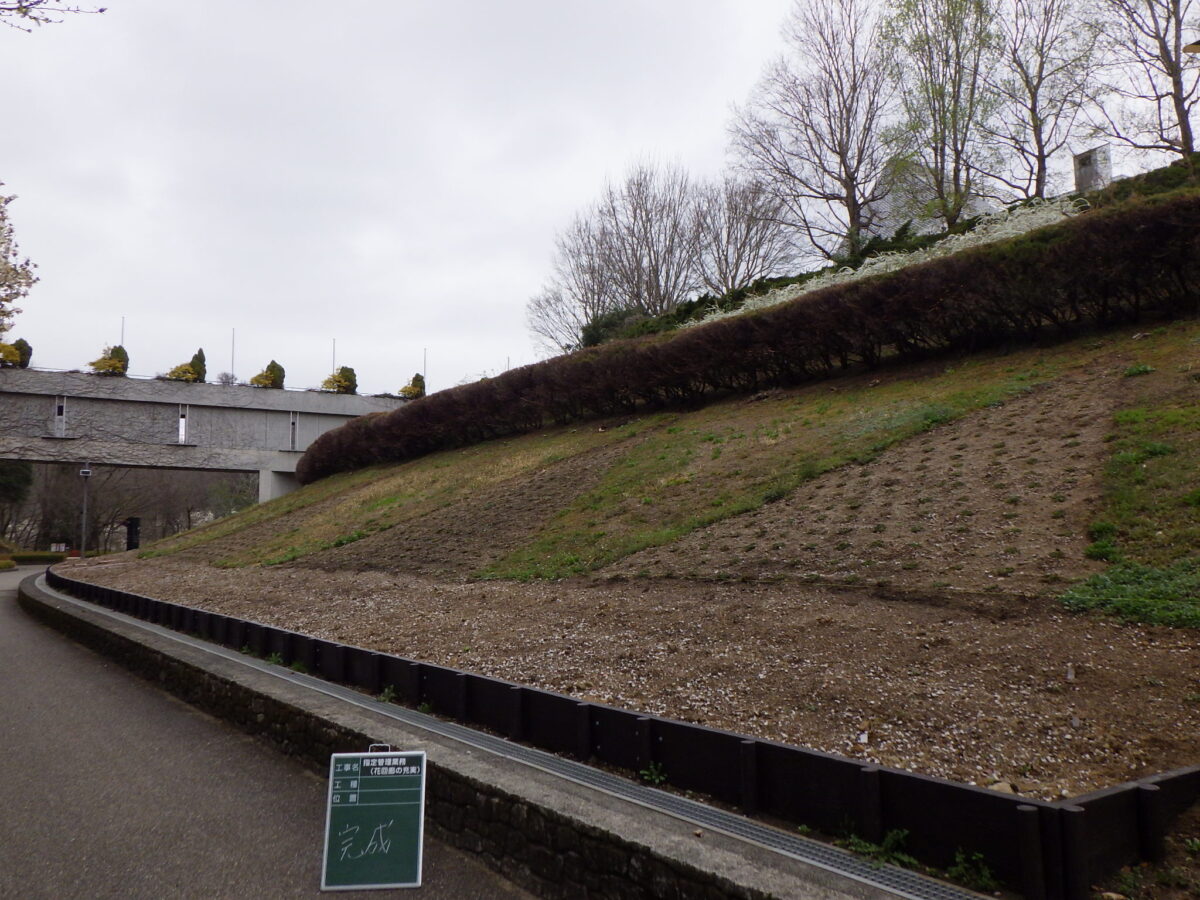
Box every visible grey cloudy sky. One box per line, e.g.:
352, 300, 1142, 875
1, 1, 794, 395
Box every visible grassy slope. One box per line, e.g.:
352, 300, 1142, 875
140, 319, 1200, 625
1060, 328, 1200, 626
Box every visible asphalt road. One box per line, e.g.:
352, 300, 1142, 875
0, 567, 531, 899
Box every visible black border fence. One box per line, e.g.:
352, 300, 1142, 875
45, 569, 1198, 900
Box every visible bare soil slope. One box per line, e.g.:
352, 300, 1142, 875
296, 442, 630, 579
607, 366, 1115, 596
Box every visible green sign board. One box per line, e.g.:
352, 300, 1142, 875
321, 750, 426, 891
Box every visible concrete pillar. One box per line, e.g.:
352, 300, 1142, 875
1074, 146, 1111, 193
258, 469, 299, 503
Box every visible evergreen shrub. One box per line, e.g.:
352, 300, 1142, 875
89, 344, 129, 376
9, 551, 68, 564
250, 360, 285, 389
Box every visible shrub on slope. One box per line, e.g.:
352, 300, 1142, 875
298, 192, 1200, 484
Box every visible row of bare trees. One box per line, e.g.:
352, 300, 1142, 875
528, 0, 1200, 354
0, 462, 255, 552
739, 0, 1196, 243
526, 166, 796, 353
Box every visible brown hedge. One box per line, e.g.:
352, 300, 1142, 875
297, 193, 1200, 484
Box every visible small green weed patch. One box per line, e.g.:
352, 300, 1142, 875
945, 849, 1001, 893
1080, 391, 1200, 570
1061, 559, 1200, 627
836, 829, 920, 870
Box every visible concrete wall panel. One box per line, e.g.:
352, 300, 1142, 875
0, 370, 404, 499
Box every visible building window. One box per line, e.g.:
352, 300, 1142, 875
53, 395, 67, 437
178, 405, 189, 444
289, 411, 299, 450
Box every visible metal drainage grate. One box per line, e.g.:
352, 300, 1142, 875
39, 577, 982, 900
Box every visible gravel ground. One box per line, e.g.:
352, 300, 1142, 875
65, 554, 1199, 803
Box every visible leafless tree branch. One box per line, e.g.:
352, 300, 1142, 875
1089, 0, 1200, 156
731, 0, 898, 259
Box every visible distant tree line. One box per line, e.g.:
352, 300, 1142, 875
529, 0, 1200, 353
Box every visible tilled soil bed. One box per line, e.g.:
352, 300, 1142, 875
63, 554, 1199, 803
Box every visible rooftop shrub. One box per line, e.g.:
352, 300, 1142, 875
249, 360, 285, 389
321, 366, 357, 394
89, 344, 128, 376
163, 363, 199, 382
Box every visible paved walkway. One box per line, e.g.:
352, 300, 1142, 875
0, 566, 531, 899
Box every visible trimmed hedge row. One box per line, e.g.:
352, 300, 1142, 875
6, 552, 70, 564
298, 192, 1200, 484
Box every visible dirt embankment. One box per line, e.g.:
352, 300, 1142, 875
63, 366, 1200, 803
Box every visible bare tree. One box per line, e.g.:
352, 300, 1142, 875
595, 162, 698, 317
692, 177, 796, 296
526, 213, 619, 355
731, 0, 898, 259
526, 285, 589, 356
982, 0, 1103, 198
886, 0, 1000, 227
0, 463, 254, 551
1092, 0, 1200, 155
526, 162, 699, 354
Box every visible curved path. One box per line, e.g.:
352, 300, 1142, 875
0, 566, 530, 899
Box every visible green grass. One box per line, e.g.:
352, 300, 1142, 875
1085, 395, 1200, 567
1057, 340, 1200, 625
1061, 559, 1200, 627
1123, 363, 1156, 377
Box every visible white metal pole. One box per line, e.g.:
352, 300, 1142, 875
80, 463, 91, 557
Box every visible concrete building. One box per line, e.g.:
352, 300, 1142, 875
0, 369, 404, 501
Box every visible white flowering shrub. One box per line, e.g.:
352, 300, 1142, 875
686, 197, 1090, 328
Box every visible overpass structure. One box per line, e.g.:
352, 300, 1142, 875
0, 369, 403, 501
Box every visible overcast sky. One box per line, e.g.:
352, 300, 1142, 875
1, 1, 796, 395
